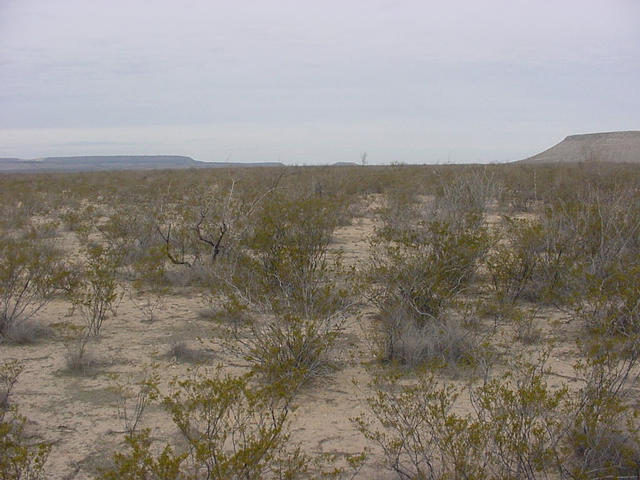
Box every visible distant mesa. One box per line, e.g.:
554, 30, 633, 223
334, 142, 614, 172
0, 155, 284, 173
519, 131, 640, 164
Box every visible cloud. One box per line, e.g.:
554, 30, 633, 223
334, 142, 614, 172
0, 0, 638, 162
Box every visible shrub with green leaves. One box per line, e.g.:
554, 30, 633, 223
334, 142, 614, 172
355, 348, 640, 480
100, 371, 310, 480
370, 216, 488, 323
569, 339, 640, 478
247, 193, 346, 318
228, 313, 345, 386
0, 235, 67, 340
71, 244, 122, 336
0, 361, 51, 480
367, 199, 489, 368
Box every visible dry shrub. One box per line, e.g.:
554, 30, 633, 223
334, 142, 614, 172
2, 318, 52, 345
167, 340, 213, 364
64, 334, 98, 375
376, 303, 479, 370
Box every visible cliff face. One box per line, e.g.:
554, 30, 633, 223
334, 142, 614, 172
520, 131, 640, 164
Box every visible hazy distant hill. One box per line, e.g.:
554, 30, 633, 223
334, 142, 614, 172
519, 131, 640, 164
0, 155, 284, 173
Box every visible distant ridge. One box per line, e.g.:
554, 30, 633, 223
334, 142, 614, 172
0, 155, 284, 173
519, 131, 640, 164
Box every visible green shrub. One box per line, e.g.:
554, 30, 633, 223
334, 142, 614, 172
355, 348, 640, 480
71, 244, 123, 336
0, 235, 68, 341
354, 358, 570, 480
0, 361, 51, 480
569, 340, 640, 477
228, 313, 344, 387
100, 371, 311, 480
247, 193, 346, 318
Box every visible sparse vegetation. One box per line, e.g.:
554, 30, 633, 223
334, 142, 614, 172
3, 164, 640, 478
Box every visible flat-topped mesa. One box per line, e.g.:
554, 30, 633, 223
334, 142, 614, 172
520, 130, 640, 164
0, 155, 285, 173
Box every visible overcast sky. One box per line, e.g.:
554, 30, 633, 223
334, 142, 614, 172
1, 0, 639, 164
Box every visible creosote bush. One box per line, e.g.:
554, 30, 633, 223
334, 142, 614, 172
220, 190, 355, 387
100, 370, 357, 480
367, 188, 490, 369
7, 163, 640, 478
355, 347, 640, 480
0, 235, 67, 341
71, 243, 123, 336
0, 361, 51, 480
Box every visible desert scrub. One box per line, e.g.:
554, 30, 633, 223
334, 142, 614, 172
219, 192, 354, 387
100, 371, 320, 480
227, 312, 347, 387
246, 192, 347, 317
353, 358, 570, 480
0, 234, 67, 341
369, 215, 489, 322
568, 338, 640, 478
367, 197, 489, 369
434, 167, 502, 219
0, 361, 51, 480
373, 302, 482, 370
355, 347, 640, 480
71, 243, 123, 336
485, 216, 571, 304
575, 264, 640, 341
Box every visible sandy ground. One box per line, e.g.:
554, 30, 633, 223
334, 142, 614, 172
3, 196, 587, 479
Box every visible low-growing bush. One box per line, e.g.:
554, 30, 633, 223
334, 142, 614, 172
2, 317, 52, 345
228, 312, 345, 387
167, 340, 213, 364
374, 303, 480, 370
100, 371, 312, 480
355, 347, 640, 480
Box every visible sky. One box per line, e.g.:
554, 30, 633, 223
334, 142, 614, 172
1, 0, 639, 164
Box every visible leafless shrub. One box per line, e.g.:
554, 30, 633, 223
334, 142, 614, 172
167, 340, 213, 364
436, 167, 502, 218
2, 318, 52, 345
115, 374, 159, 436
376, 303, 480, 370
64, 333, 98, 375
129, 287, 166, 323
